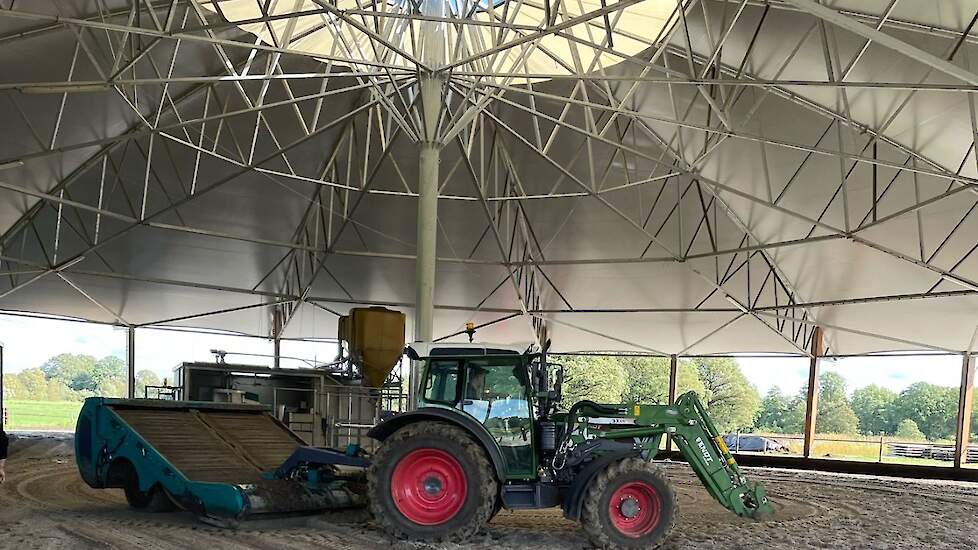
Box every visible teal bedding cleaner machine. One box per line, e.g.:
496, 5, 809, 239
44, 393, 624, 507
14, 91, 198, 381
74, 397, 367, 523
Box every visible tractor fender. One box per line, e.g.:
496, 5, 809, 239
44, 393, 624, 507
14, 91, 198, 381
561, 451, 641, 521
368, 408, 507, 482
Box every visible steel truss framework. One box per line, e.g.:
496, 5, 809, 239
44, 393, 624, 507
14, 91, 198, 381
0, 0, 975, 365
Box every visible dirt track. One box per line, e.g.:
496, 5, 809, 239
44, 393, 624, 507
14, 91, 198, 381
1, 433, 977, 549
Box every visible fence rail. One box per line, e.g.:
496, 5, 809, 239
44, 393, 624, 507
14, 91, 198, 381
726, 432, 978, 464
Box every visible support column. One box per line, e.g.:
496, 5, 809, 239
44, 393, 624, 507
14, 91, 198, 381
667, 354, 678, 451
272, 308, 283, 369
126, 326, 136, 399
414, 143, 440, 346
803, 326, 823, 458
410, 75, 444, 406
409, 1, 446, 408
954, 353, 976, 468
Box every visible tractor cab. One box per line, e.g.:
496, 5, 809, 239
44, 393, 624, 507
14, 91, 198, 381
406, 342, 559, 481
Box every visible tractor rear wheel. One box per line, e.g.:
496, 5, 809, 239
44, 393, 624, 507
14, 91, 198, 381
368, 422, 498, 542
581, 457, 677, 549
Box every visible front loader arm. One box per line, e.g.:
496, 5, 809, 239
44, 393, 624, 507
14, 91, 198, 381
669, 392, 772, 518
562, 392, 772, 519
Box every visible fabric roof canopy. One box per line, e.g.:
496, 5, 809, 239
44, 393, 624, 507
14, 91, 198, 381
1, 0, 977, 356
200, 0, 681, 81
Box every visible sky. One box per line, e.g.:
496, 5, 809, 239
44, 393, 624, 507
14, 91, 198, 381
737, 354, 963, 396
0, 313, 968, 396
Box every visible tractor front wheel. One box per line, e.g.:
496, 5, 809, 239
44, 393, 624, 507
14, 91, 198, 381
368, 422, 498, 542
581, 457, 677, 549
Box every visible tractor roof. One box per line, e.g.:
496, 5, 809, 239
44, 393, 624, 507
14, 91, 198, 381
406, 342, 531, 359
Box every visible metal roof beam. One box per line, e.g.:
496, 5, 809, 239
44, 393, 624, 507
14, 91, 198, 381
783, 0, 978, 87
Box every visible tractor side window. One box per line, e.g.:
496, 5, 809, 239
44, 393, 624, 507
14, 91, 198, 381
423, 360, 460, 405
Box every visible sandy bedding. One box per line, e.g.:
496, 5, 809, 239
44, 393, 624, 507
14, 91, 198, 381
1, 433, 976, 549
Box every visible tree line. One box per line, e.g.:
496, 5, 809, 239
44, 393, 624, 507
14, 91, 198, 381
3, 353, 162, 401
560, 355, 977, 442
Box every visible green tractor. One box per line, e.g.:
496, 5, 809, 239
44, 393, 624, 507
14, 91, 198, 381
367, 342, 772, 549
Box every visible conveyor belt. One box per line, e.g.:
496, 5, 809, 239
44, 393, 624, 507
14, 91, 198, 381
199, 411, 303, 471
112, 406, 302, 484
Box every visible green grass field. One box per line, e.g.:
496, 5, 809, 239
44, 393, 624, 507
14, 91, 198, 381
4, 400, 82, 430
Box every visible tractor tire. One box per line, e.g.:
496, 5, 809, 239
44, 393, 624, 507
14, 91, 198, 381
368, 421, 498, 542
581, 457, 677, 549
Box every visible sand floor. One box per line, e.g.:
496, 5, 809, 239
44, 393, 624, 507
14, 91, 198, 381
1, 433, 976, 549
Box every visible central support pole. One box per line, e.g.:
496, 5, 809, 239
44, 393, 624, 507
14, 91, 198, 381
411, 137, 440, 403
409, 3, 447, 407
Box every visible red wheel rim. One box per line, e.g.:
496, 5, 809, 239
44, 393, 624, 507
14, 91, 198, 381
390, 448, 468, 526
608, 481, 661, 538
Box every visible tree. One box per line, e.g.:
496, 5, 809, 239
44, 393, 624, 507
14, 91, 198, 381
756, 387, 792, 433
781, 396, 807, 434
40, 353, 97, 391
890, 382, 958, 441
814, 372, 859, 434
561, 355, 627, 405
851, 385, 897, 435
10, 353, 128, 401
792, 373, 859, 435
14, 368, 49, 397
5, 368, 82, 402
618, 356, 704, 405
95, 377, 127, 398
618, 356, 671, 404
135, 370, 162, 398
687, 358, 761, 433
972, 394, 978, 442
894, 419, 925, 441
92, 356, 126, 388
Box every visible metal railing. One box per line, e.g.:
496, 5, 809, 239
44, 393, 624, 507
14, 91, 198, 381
319, 385, 408, 450
725, 432, 978, 465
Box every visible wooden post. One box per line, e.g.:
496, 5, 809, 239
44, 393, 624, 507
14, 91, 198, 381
803, 326, 823, 458
1, 343, 5, 428
667, 354, 678, 451
954, 353, 975, 468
